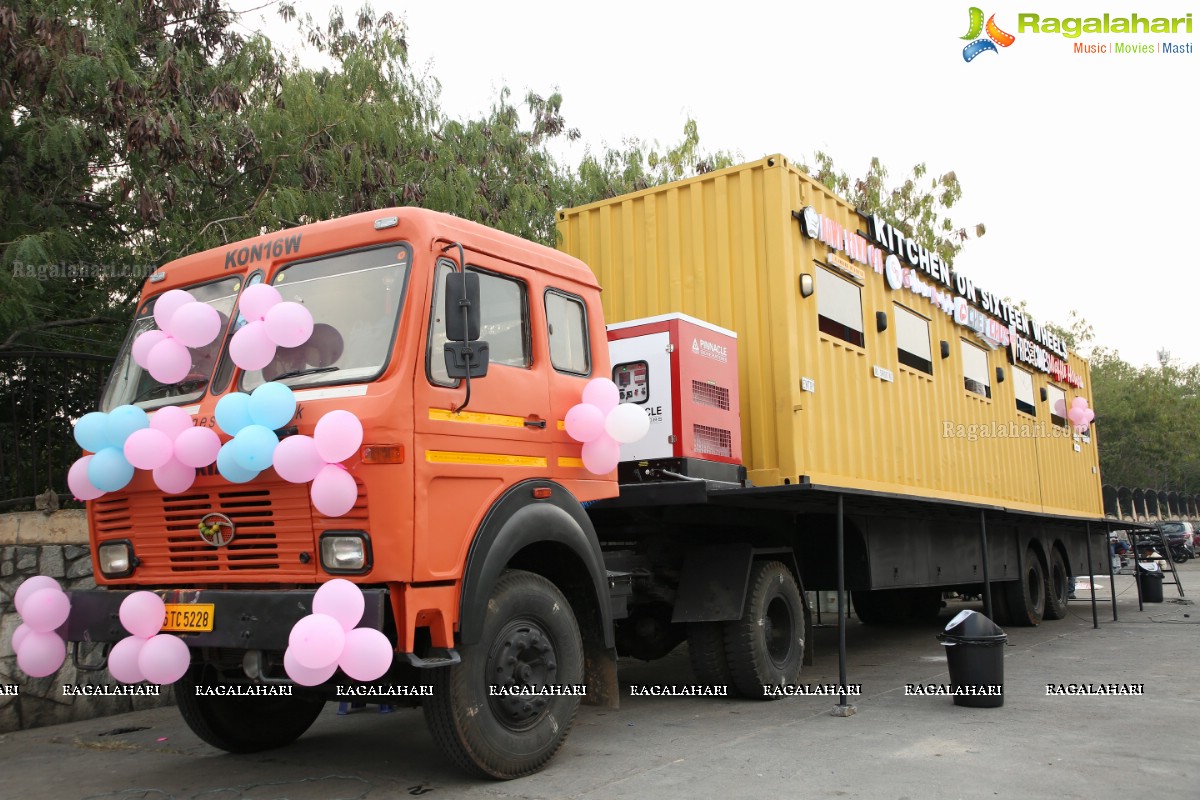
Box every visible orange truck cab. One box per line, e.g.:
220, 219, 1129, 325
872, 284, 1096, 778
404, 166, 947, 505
65, 208, 623, 778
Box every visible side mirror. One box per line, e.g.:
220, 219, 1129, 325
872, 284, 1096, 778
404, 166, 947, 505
444, 341, 489, 379
445, 272, 481, 342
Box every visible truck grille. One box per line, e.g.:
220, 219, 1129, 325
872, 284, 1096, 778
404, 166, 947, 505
91, 480, 367, 581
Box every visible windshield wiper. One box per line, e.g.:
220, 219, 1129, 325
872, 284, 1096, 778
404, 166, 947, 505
131, 377, 208, 404
271, 366, 340, 381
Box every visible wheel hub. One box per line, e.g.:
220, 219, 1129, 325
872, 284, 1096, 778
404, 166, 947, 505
488, 620, 558, 728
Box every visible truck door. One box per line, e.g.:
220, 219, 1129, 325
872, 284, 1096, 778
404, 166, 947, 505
412, 249, 552, 582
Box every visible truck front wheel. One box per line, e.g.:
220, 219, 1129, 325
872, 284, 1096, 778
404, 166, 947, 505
722, 560, 804, 698
424, 570, 583, 779
176, 664, 326, 753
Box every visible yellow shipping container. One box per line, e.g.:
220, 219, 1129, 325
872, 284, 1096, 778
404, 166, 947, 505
557, 155, 1102, 519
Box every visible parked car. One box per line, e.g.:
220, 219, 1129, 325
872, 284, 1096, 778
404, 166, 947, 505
1148, 522, 1195, 561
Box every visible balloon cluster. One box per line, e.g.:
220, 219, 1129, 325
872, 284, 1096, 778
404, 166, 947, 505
124, 406, 216, 494
229, 284, 314, 371
213, 382, 298, 483
285, 579, 394, 686
107, 592, 191, 685
9, 577, 69, 678
132, 290, 222, 384
272, 410, 363, 517
68, 405, 154, 499
1068, 397, 1095, 434
564, 378, 650, 475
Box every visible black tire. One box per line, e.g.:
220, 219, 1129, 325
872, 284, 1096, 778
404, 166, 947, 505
423, 570, 583, 779
722, 561, 805, 699
986, 584, 1012, 626
1002, 547, 1046, 626
906, 589, 944, 621
686, 622, 732, 689
1043, 548, 1069, 620
176, 664, 326, 754
852, 589, 910, 625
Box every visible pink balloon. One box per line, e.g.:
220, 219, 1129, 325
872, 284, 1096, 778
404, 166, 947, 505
1083, 409, 1095, 423
311, 464, 358, 517
11, 622, 32, 653
132, 329, 169, 368
16, 631, 66, 677
581, 436, 620, 475
138, 633, 191, 684
272, 434, 325, 483
174, 426, 221, 468
14, 575, 61, 615
108, 636, 147, 684
169, 302, 222, 348
284, 646, 338, 687
1067, 407, 1085, 425
264, 302, 314, 348
338, 628, 395, 682
565, 403, 605, 443
68, 455, 105, 501
151, 405, 193, 438
582, 378, 620, 414
146, 337, 191, 384
123, 427, 174, 470
313, 579, 365, 631
21, 588, 71, 633
119, 591, 166, 639
153, 457, 196, 494
314, 410, 363, 463
153, 289, 194, 331
238, 283, 282, 322
229, 320, 277, 371
288, 613, 346, 670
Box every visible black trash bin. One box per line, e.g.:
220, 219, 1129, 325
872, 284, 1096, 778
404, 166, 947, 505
1137, 562, 1164, 603
937, 610, 1006, 708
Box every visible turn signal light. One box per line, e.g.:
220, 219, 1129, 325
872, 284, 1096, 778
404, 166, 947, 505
361, 445, 405, 464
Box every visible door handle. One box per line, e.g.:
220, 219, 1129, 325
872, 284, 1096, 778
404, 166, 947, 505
524, 417, 547, 429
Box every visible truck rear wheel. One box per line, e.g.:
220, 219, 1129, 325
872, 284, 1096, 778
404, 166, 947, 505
176, 664, 326, 753
1043, 549, 1069, 620
686, 622, 732, 689
852, 589, 909, 624
1002, 547, 1045, 626
723, 561, 804, 698
423, 570, 583, 779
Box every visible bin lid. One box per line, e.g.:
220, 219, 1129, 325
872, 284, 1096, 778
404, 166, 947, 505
1137, 561, 1162, 573
942, 609, 1005, 638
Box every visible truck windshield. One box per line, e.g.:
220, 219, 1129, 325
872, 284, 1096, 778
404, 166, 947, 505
240, 243, 411, 392
101, 277, 241, 411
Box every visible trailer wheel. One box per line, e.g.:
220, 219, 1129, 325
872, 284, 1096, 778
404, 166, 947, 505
423, 570, 583, 779
176, 664, 326, 753
851, 589, 909, 624
1043, 549, 1069, 620
906, 589, 944, 621
1002, 547, 1046, 626
686, 622, 732, 689
722, 561, 804, 698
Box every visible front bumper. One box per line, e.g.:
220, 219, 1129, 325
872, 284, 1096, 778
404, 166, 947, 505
64, 588, 389, 650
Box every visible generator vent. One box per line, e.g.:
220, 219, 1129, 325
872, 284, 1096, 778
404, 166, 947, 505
691, 380, 730, 410
693, 424, 732, 458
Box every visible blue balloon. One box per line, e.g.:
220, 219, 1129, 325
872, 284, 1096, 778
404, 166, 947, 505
232, 424, 278, 472
216, 441, 260, 484
106, 404, 149, 447
248, 382, 297, 430
74, 411, 111, 452
87, 446, 135, 493
215, 392, 254, 435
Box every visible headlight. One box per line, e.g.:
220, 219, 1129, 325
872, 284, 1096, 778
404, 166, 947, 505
319, 532, 372, 574
97, 540, 135, 578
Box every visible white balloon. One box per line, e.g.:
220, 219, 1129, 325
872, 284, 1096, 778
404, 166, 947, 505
604, 402, 650, 444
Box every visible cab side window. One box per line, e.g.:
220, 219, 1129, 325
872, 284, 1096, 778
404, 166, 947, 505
545, 290, 590, 375
427, 261, 530, 386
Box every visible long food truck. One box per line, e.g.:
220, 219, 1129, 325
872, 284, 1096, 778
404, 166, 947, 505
54, 155, 1107, 778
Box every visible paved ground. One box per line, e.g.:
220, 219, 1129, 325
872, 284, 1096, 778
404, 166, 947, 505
1, 563, 1196, 800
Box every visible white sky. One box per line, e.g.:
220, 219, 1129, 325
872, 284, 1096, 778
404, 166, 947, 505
243, 0, 1199, 368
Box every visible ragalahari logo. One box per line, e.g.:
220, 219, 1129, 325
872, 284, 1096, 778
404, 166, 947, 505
961, 7, 1016, 61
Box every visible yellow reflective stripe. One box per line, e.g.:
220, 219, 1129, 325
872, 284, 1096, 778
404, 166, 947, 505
556, 420, 565, 430
425, 450, 547, 467
557, 457, 584, 468
428, 408, 525, 428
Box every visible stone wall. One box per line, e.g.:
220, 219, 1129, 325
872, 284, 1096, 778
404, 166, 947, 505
0, 510, 174, 733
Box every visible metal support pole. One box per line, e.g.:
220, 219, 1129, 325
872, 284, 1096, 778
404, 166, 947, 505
1085, 522, 1098, 629
832, 493, 855, 717
1106, 522, 1118, 621
979, 510, 992, 620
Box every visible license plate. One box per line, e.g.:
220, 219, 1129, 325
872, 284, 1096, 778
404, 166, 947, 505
162, 603, 215, 633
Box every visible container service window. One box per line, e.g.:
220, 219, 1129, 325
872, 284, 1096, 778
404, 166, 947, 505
1014, 367, 1036, 416
961, 340, 991, 399
816, 267, 864, 348
545, 290, 590, 376
895, 304, 932, 374
1047, 384, 1067, 427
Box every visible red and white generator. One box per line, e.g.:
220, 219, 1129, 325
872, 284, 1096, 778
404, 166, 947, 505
607, 313, 742, 478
